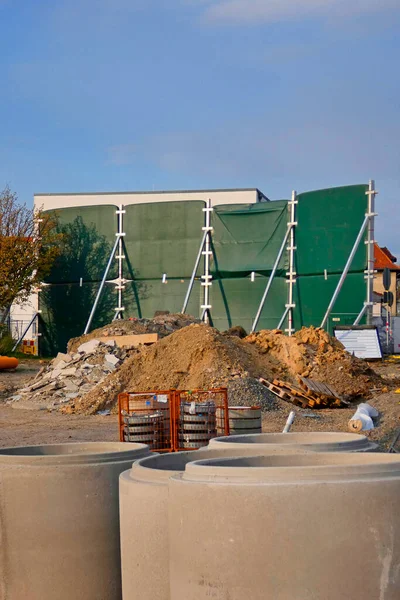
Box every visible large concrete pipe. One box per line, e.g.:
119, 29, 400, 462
169, 453, 400, 600
209, 431, 378, 452
0, 442, 151, 600
121, 445, 299, 600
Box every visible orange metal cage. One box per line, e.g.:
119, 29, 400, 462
173, 388, 229, 451
118, 391, 174, 452
118, 387, 229, 452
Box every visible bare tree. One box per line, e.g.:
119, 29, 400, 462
0, 186, 62, 323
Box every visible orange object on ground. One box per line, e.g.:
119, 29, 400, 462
0, 356, 18, 370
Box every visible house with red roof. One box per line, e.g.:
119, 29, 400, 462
373, 243, 400, 316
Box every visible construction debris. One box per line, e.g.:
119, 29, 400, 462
259, 377, 348, 409
246, 326, 377, 398
67, 313, 200, 353
7, 341, 133, 409
348, 402, 379, 432
7, 323, 383, 415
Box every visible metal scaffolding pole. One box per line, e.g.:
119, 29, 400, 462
365, 179, 377, 325
12, 311, 41, 352
320, 214, 369, 330
277, 305, 290, 331
353, 180, 378, 326
284, 191, 298, 335
251, 224, 292, 334
181, 229, 208, 314
200, 200, 213, 324
113, 205, 126, 321
83, 235, 120, 335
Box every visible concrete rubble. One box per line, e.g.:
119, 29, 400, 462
7, 339, 132, 411
6, 320, 386, 416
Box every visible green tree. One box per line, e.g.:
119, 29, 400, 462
0, 186, 62, 323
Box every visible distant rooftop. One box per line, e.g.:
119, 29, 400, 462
374, 243, 400, 270
34, 187, 270, 201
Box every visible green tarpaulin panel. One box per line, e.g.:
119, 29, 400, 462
296, 185, 368, 276
123, 279, 202, 321
39, 282, 116, 355
44, 205, 118, 283
37, 185, 371, 354
292, 272, 366, 332
124, 201, 205, 280
211, 202, 289, 278
210, 276, 287, 332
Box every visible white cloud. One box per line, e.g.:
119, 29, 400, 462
196, 0, 400, 25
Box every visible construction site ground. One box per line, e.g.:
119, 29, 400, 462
0, 357, 398, 450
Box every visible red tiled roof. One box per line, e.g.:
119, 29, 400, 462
381, 246, 397, 262
374, 243, 400, 270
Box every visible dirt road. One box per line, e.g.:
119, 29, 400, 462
0, 406, 118, 447
0, 358, 398, 449
0, 359, 117, 447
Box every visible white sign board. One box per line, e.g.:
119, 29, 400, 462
334, 328, 382, 360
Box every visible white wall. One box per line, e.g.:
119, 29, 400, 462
34, 188, 266, 211
10, 293, 39, 349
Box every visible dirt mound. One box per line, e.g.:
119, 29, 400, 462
67, 313, 200, 353
76, 324, 284, 414
245, 326, 379, 398
10, 323, 381, 416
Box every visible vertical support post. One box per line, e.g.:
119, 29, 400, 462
181, 229, 208, 314
11, 311, 42, 352
251, 223, 293, 334
285, 190, 298, 336
365, 180, 377, 325
114, 205, 126, 320
84, 235, 120, 334
320, 215, 369, 330
201, 199, 213, 323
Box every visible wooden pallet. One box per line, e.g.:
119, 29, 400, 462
272, 379, 316, 409
260, 377, 347, 409
260, 378, 315, 409
298, 377, 348, 407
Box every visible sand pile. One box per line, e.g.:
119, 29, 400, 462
11, 323, 380, 415
246, 326, 378, 398
72, 324, 379, 415
67, 313, 200, 353
75, 324, 283, 415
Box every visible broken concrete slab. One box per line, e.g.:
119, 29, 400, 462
60, 367, 77, 377
52, 352, 72, 368
97, 334, 158, 348
103, 339, 116, 348
105, 354, 120, 367
39, 381, 59, 394
63, 380, 79, 393
30, 379, 53, 391
77, 339, 101, 354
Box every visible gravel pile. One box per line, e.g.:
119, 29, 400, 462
227, 377, 281, 412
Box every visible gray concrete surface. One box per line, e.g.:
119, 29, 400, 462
119, 434, 376, 600
209, 431, 378, 452
169, 453, 400, 599
0, 442, 150, 600
120, 446, 295, 600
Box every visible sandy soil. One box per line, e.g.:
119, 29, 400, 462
0, 357, 398, 450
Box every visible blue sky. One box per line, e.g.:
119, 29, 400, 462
0, 0, 399, 255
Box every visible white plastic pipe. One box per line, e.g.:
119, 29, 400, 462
282, 411, 296, 433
